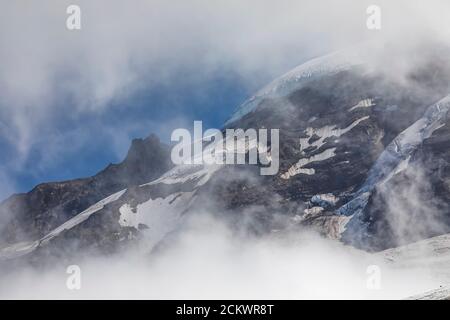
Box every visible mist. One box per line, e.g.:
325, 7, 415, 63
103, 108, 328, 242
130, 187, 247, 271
0, 212, 442, 299
2, 0, 450, 300
2, 0, 450, 199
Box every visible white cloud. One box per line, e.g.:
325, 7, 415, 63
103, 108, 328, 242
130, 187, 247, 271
1, 0, 450, 196
0, 213, 441, 299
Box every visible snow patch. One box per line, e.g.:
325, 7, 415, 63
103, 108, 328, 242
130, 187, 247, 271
119, 191, 195, 250
40, 189, 127, 244
311, 193, 339, 207
301, 116, 370, 152
280, 148, 337, 179
303, 206, 324, 217
0, 241, 39, 260
0, 189, 127, 260
349, 98, 375, 111
281, 116, 369, 179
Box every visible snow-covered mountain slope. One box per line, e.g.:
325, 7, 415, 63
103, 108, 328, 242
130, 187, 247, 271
340, 95, 450, 248
380, 233, 450, 271
0, 165, 211, 261
0, 134, 172, 246
0, 135, 247, 260
378, 233, 450, 299
2, 42, 450, 264
225, 43, 371, 125
0, 190, 126, 260
407, 286, 450, 300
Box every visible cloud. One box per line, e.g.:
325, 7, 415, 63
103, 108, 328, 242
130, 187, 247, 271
1, 0, 450, 195
373, 162, 450, 247
0, 212, 441, 299
2, 1, 450, 298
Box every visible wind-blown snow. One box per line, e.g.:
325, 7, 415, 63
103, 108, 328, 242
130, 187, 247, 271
225, 45, 368, 125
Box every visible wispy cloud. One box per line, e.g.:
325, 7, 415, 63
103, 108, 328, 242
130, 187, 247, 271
1, 0, 450, 197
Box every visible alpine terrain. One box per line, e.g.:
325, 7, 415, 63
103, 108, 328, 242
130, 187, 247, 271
1, 41, 450, 299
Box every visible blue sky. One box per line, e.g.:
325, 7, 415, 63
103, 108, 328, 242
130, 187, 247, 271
0, 69, 259, 200
2, 0, 409, 200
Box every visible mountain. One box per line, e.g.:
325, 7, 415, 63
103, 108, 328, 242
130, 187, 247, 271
381, 233, 450, 300
2, 41, 450, 264
0, 134, 172, 256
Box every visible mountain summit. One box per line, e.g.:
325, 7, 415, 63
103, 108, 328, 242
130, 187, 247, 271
0, 134, 171, 249
2, 42, 450, 263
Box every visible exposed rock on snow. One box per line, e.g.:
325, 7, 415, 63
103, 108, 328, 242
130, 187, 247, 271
2, 43, 450, 268
281, 116, 369, 179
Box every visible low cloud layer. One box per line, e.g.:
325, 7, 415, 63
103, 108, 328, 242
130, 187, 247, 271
0, 213, 442, 299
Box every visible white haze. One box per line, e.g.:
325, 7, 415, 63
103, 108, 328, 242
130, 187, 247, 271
1, 0, 450, 197
0, 213, 443, 300
377, 164, 450, 246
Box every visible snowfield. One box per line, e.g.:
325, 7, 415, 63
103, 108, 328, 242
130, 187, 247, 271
225, 44, 371, 125
378, 233, 450, 299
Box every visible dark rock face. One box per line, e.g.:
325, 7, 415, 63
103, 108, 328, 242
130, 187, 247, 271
0, 134, 172, 246
201, 47, 450, 249
3, 43, 450, 263
225, 67, 450, 195
354, 123, 450, 250
176, 51, 450, 250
